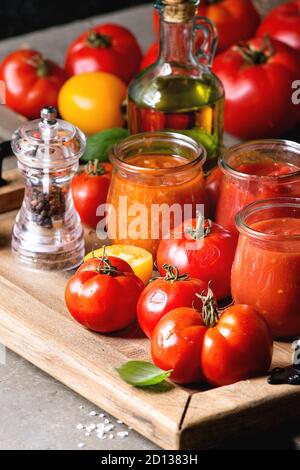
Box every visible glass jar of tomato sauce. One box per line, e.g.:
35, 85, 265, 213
232, 197, 300, 339
107, 132, 206, 257
216, 140, 300, 236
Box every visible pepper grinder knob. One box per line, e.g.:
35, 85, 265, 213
41, 106, 57, 125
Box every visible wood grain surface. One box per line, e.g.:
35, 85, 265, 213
0, 212, 299, 450
0, 169, 24, 214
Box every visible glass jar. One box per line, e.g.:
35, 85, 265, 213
11, 107, 86, 271
106, 132, 206, 257
216, 139, 300, 236
127, 0, 224, 169
232, 197, 300, 339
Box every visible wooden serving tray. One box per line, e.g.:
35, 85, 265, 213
0, 211, 299, 450
0, 106, 27, 214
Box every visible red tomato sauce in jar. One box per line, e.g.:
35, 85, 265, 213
216, 141, 300, 236
232, 198, 300, 339
107, 132, 206, 257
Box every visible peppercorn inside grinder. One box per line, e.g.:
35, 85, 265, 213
11, 107, 86, 271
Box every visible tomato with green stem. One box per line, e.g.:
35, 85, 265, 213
137, 264, 206, 338
151, 285, 273, 386
65, 252, 144, 333
72, 160, 112, 230
157, 215, 236, 300
0, 49, 67, 119
65, 23, 142, 84
213, 36, 300, 139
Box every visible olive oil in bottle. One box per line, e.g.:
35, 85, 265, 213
128, 0, 224, 168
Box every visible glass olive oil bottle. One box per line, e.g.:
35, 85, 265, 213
128, 0, 224, 168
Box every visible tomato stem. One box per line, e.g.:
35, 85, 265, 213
196, 282, 219, 327
162, 264, 189, 282
235, 35, 274, 65
185, 213, 212, 240
88, 31, 111, 48
27, 54, 51, 78
85, 160, 106, 176
94, 246, 121, 277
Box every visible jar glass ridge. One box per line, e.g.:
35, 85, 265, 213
216, 139, 300, 235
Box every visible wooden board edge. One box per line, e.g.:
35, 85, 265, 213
0, 312, 185, 450
178, 387, 300, 450
0, 269, 190, 450
0, 169, 24, 214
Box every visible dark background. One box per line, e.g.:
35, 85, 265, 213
0, 0, 152, 40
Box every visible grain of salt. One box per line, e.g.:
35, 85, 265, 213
97, 423, 105, 439
117, 431, 129, 438
104, 424, 114, 433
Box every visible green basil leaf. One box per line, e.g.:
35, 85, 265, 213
116, 361, 173, 387
81, 128, 130, 163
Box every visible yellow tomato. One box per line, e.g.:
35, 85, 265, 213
58, 72, 127, 135
85, 245, 153, 285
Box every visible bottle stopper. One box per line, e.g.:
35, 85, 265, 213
158, 0, 199, 22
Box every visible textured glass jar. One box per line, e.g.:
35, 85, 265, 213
216, 139, 300, 235
106, 132, 206, 257
11, 107, 86, 271
232, 197, 300, 339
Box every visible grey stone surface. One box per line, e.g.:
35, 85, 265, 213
0, 349, 158, 450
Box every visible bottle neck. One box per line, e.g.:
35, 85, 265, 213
159, 18, 195, 64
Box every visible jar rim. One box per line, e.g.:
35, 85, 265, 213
219, 139, 300, 182
110, 131, 206, 175
236, 197, 300, 242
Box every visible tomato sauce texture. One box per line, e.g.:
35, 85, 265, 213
107, 154, 206, 257
232, 216, 300, 338
217, 156, 300, 235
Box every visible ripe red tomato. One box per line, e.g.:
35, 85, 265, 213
140, 43, 159, 71
197, 0, 260, 52
72, 161, 112, 230
151, 288, 273, 386
0, 49, 67, 119
137, 265, 206, 338
152, 307, 205, 384
157, 216, 236, 300
257, 0, 300, 53
153, 0, 260, 53
65, 23, 142, 84
65, 254, 144, 333
213, 37, 300, 139
205, 166, 223, 219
